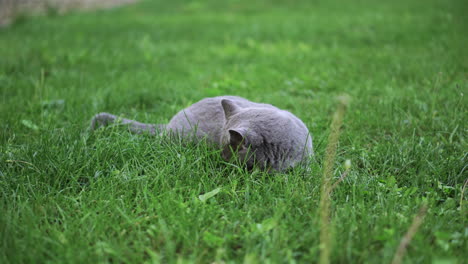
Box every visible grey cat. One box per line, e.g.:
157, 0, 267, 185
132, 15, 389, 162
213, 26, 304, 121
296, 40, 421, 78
90, 96, 313, 172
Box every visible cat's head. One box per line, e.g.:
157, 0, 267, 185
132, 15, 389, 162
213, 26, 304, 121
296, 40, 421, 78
220, 99, 312, 172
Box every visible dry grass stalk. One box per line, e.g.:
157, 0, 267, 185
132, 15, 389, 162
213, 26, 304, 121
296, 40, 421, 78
318, 95, 350, 264
391, 203, 428, 264
460, 178, 468, 213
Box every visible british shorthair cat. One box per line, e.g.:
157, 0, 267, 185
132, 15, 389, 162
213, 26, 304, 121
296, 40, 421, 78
90, 96, 313, 172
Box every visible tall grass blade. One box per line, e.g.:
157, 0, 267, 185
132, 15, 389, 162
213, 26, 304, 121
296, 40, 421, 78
318, 95, 350, 264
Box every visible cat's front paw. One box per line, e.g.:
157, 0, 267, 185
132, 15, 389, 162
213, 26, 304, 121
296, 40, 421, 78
90, 112, 117, 131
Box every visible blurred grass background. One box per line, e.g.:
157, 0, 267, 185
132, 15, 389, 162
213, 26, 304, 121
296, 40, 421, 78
0, 0, 467, 263
0, 0, 136, 26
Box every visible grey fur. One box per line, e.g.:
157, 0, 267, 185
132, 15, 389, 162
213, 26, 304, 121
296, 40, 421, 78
90, 96, 313, 172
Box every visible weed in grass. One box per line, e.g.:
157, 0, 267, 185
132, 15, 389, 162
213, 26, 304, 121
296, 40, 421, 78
391, 203, 428, 264
318, 95, 349, 264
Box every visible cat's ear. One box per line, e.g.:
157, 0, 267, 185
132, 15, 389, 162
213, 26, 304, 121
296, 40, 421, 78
229, 129, 246, 147
221, 99, 240, 119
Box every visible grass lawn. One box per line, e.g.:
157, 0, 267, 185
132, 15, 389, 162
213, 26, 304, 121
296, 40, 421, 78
1, 0, 467, 263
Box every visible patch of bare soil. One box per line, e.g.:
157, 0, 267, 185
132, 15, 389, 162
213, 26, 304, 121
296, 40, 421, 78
0, 0, 137, 26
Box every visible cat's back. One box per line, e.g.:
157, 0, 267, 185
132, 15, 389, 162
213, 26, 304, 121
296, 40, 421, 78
193, 95, 277, 110
174, 95, 277, 120
167, 96, 273, 142
167, 96, 304, 146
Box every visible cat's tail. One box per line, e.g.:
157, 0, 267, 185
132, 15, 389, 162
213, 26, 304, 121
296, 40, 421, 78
90, 112, 166, 135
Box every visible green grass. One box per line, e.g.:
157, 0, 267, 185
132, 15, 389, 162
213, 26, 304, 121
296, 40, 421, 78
1, 0, 467, 263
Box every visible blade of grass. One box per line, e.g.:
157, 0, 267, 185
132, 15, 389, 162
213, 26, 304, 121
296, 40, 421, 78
460, 178, 468, 214
318, 95, 350, 264
391, 203, 428, 264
